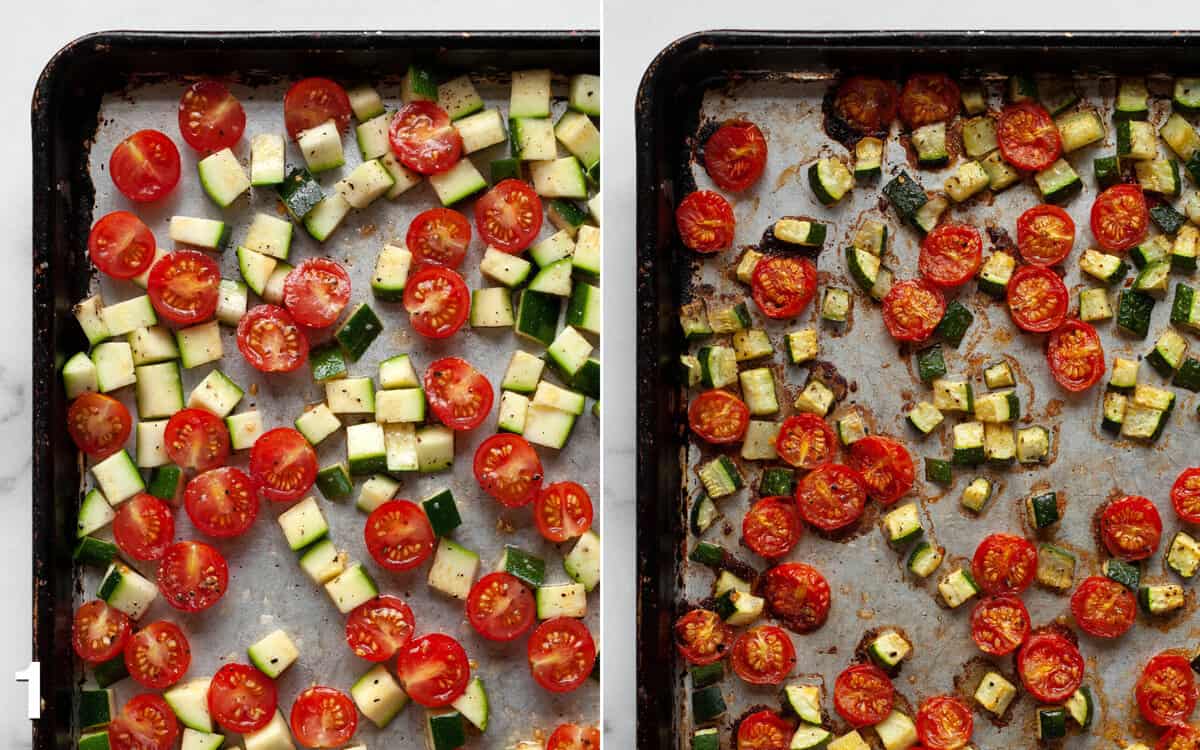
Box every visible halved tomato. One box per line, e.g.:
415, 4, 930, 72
919, 223, 983, 288
466, 572, 536, 642
1137, 653, 1198, 728
289, 686, 357, 749
147, 250, 221, 325
899, 74, 960, 128
688, 389, 750, 444
972, 533, 1037, 595
67, 392, 132, 459
345, 595, 416, 662
534, 481, 594, 542
1100, 494, 1162, 561
882, 279, 945, 342
758, 562, 831, 634
674, 608, 734, 665
403, 266, 470, 339
1091, 183, 1149, 252
834, 663, 895, 727
283, 258, 351, 328
423, 356, 494, 430
73, 600, 132, 664
1071, 575, 1136, 639
474, 179, 543, 254
742, 497, 802, 558
736, 710, 794, 750
473, 433, 544, 508
388, 101, 462, 175
408, 207, 472, 268
795, 463, 867, 532
730, 625, 795, 686
547, 724, 601, 750
87, 210, 156, 279
283, 77, 352, 139
1172, 467, 1200, 524
124, 620, 191, 689
178, 80, 246, 153
184, 467, 259, 538
236, 304, 309, 373
996, 102, 1062, 172
751, 256, 817, 319
1017, 631, 1084, 703
208, 662, 277, 734
833, 76, 898, 135
847, 435, 914, 506
164, 408, 230, 473
704, 120, 768, 192
364, 499, 435, 571
1046, 319, 1105, 391
1017, 205, 1075, 266
969, 594, 1030, 656
1006, 265, 1068, 333
916, 695, 974, 750
113, 493, 175, 561
157, 541, 228, 612
527, 618, 596, 694
676, 190, 735, 253
398, 633, 471, 706
110, 129, 181, 202
775, 413, 837, 470
109, 693, 179, 750
1157, 724, 1200, 750
249, 428, 317, 503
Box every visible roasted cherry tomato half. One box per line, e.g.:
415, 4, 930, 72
758, 562, 831, 634
1017, 631, 1084, 703
1006, 264, 1068, 333
847, 435, 915, 506
249, 427, 317, 503
398, 633, 472, 706
409, 207, 473, 267
833, 76, 898, 135
157, 541, 228, 612
208, 662, 277, 734
73, 599, 132, 664
388, 100, 463, 175
473, 433, 545, 508
751, 255, 817, 319
919, 223, 983, 288
743, 497, 803, 559
88, 210, 156, 280
969, 594, 1030, 656
775, 413, 837, 470
1046, 319, 1105, 391
113, 493, 175, 562
674, 608, 734, 666
795, 462, 868, 533
403, 265, 470, 339
283, 77, 352, 140
124, 620, 191, 690
972, 533, 1038, 595
547, 724, 601, 750
703, 120, 769, 192
178, 80, 246, 153
237, 304, 309, 373
1091, 183, 1149, 252
1157, 724, 1200, 750
916, 695, 974, 750
184, 467, 259, 539
996, 102, 1062, 172
364, 499, 435, 572
527, 617, 597, 694
688, 389, 750, 444
466, 572, 537, 642
109, 693, 179, 750
110, 129, 181, 202
534, 481, 594, 542
1071, 575, 1136, 639
164, 408, 230, 473
474, 179, 543, 254
1100, 494, 1162, 561
67, 392, 132, 459
283, 258, 351, 328
423, 356, 494, 431
730, 625, 796, 686
1017, 204, 1075, 266
676, 190, 735, 253
289, 686, 357, 748
345, 595, 416, 662
1172, 467, 1200, 524
834, 663, 895, 727
1137, 652, 1198, 728
736, 710, 795, 750
899, 74, 960, 128
882, 279, 945, 342
147, 249, 221, 325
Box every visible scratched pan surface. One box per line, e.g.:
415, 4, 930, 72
635, 32, 1200, 750
32, 32, 597, 750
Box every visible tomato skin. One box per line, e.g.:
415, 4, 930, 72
423, 356, 494, 430
547, 724, 601, 750
1017, 631, 1084, 703
109, 693, 180, 750
676, 190, 735, 252
406, 207, 472, 268
1158, 724, 1200, 750
73, 600, 132, 664
1172, 467, 1200, 524
969, 594, 1030, 656
704, 120, 769, 192
178, 80, 246, 153
775, 414, 837, 470
742, 497, 803, 558
882, 279, 946, 342
795, 463, 868, 532
736, 710, 795, 750
1091, 184, 1149, 252
184, 467, 259, 538
916, 695, 974, 750
147, 250, 221, 325
996, 102, 1062, 172
688, 389, 751, 444
364, 499, 435, 572
834, 663, 895, 727
283, 77, 352, 140
124, 621, 191, 690
1017, 205, 1075, 266
208, 662, 277, 734
249, 428, 318, 503
1006, 265, 1068, 333
474, 179, 543, 254
283, 258, 351, 328
534, 481, 594, 542
398, 633, 472, 706
971, 533, 1038, 595
833, 76, 898, 135
1046, 319, 1105, 392
1101, 495, 1163, 561
466, 572, 536, 642
674, 608, 734, 665
919, 224, 983, 288
847, 435, 914, 506
899, 74, 960, 128
730, 625, 795, 686
157, 541, 229, 612
1137, 653, 1198, 727
403, 265, 470, 339
388, 101, 463, 175
345, 595, 416, 662
113, 493, 176, 562
289, 686, 358, 749
758, 562, 831, 633
164, 408, 231, 473
473, 433, 545, 508
110, 129, 181, 202
751, 255, 817, 319
1071, 575, 1136, 639
527, 617, 597, 693
237, 305, 310, 373
67, 392, 132, 459
88, 210, 156, 279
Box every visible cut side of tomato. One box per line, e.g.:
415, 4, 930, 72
1172, 467, 1200, 524
388, 101, 463, 175
996, 102, 1062, 171
730, 625, 795, 686
178, 80, 246, 153
283, 258, 351, 328
833, 76, 898, 135
73, 599, 132, 664
527, 617, 596, 694
1071, 575, 1136, 639
466, 572, 536, 642
289, 686, 358, 748
742, 497, 803, 558
736, 710, 795, 750
164, 408, 230, 473
688, 389, 751, 444
919, 224, 983, 288
113, 493, 175, 562
184, 467, 259, 538
283, 77, 352, 140
1006, 265, 1068, 333
364, 499, 435, 571
847, 435, 915, 506
969, 594, 1030, 656
1157, 724, 1200, 750
972, 533, 1038, 595
236, 304, 310, 373
751, 256, 817, 319
775, 413, 837, 470
474, 179, 543, 254
423, 356, 494, 430
1137, 653, 1198, 728
899, 74, 960, 128
1046, 319, 1105, 391
674, 608, 734, 665
1091, 183, 1149, 252
407, 207, 472, 268
882, 279, 946, 342
1017, 631, 1084, 703
547, 724, 601, 750
67, 392, 132, 459
795, 462, 868, 532
1100, 494, 1162, 561
156, 541, 228, 612
109, 693, 179, 750
916, 695, 974, 750
88, 210, 156, 279
147, 250, 221, 325
249, 427, 318, 503
534, 481, 594, 542
398, 633, 471, 706
345, 595, 416, 662
1017, 205, 1075, 266
110, 129, 181, 202
676, 190, 735, 253
403, 266, 470, 339
758, 562, 831, 634
834, 663, 895, 727
124, 620, 191, 690
703, 120, 769, 192
473, 433, 545, 508
208, 662, 277, 734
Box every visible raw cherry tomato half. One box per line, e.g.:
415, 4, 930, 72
110, 129, 181, 202
703, 120, 769, 192
919, 223, 983, 288
423, 356, 494, 430
466, 572, 536, 642
916, 695, 974, 750
164, 408, 231, 473
730, 625, 796, 686
147, 250, 221, 325
1172, 467, 1200, 524
407, 207, 472, 268
751, 255, 818, 319
1137, 652, 1198, 727
345, 595, 416, 662
113, 493, 175, 561
73, 599, 132, 664
1017, 631, 1084, 703
184, 467, 259, 538
474, 179, 543, 254
403, 265, 470, 339
157, 541, 228, 612
1071, 575, 1136, 639
899, 74, 960, 128
742, 497, 803, 558
674, 608, 734, 665
1157, 724, 1200, 750
208, 662, 277, 734
833, 76, 898, 135
969, 594, 1030, 656
834, 663, 895, 727
289, 686, 358, 749
67, 392, 132, 459
528, 617, 597, 694
399, 633, 471, 706
473, 433, 545, 508
847, 435, 915, 506
124, 621, 191, 689
237, 304, 309, 373
388, 100, 463, 175
996, 102, 1062, 172
775, 413, 837, 470
882, 279, 946, 342
283, 258, 351, 328
1091, 183, 1149, 252
364, 500, 435, 571
972, 533, 1038, 595
547, 724, 601, 750
676, 190, 735, 253
1006, 265, 1068, 333
1100, 494, 1162, 561
688, 389, 751, 444
1046, 319, 1105, 391
795, 462, 868, 533
283, 77, 352, 140
758, 562, 831, 634
178, 80, 246, 153
109, 693, 179, 750
249, 427, 318, 503
88, 210, 156, 279
736, 710, 795, 750
535, 481, 594, 542
1017, 205, 1076, 266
